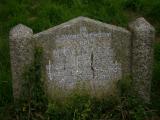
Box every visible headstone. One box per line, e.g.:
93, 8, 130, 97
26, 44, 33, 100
9, 16, 155, 102
129, 17, 155, 102
33, 17, 131, 97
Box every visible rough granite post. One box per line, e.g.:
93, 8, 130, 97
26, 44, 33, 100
129, 17, 155, 102
9, 24, 34, 100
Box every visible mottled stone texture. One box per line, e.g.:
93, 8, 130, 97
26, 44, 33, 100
129, 17, 155, 102
9, 24, 34, 99
33, 17, 131, 96
9, 17, 155, 102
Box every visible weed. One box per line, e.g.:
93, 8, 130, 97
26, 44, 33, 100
45, 77, 156, 120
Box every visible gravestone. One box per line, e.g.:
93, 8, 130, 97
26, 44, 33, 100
9, 17, 155, 102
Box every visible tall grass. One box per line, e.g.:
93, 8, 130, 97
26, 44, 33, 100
45, 77, 155, 120
151, 44, 160, 115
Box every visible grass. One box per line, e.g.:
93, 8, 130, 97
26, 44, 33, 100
0, 75, 157, 120
0, 0, 160, 119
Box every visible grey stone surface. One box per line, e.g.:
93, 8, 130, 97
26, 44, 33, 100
9, 24, 34, 99
129, 17, 155, 102
34, 16, 131, 96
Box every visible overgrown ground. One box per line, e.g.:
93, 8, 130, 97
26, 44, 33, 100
0, 0, 160, 119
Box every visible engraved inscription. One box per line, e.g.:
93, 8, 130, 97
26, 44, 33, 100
46, 27, 122, 88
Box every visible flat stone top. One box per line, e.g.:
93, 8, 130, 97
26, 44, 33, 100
34, 16, 130, 37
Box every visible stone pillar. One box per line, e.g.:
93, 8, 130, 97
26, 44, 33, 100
129, 17, 155, 102
9, 24, 34, 100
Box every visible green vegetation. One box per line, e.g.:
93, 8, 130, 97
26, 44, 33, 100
152, 44, 160, 115
0, 75, 157, 120
45, 77, 154, 120
0, 0, 160, 119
